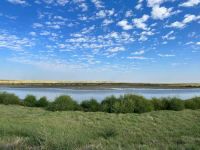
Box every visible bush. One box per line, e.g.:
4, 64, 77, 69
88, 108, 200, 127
24, 95, 37, 107
101, 94, 153, 114
47, 95, 78, 111
185, 97, 200, 110
101, 96, 119, 113
150, 98, 166, 110
168, 97, 185, 111
0, 92, 20, 105
116, 95, 137, 113
123, 95, 153, 113
81, 99, 100, 112
36, 96, 49, 107
0, 92, 6, 104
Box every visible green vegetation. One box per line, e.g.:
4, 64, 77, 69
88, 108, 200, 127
81, 98, 101, 112
1, 92, 200, 113
0, 92, 20, 105
0, 105, 200, 149
36, 96, 49, 107
24, 95, 37, 107
47, 95, 79, 111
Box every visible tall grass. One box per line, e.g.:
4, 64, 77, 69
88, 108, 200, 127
0, 92, 200, 113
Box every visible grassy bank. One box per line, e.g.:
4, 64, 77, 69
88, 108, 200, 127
0, 105, 200, 149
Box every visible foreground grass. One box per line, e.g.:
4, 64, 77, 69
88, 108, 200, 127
0, 105, 200, 150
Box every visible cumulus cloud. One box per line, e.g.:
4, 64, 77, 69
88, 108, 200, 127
117, 20, 133, 30
158, 54, 175, 57
179, 0, 200, 7
151, 5, 173, 20
102, 19, 113, 26
0, 32, 33, 51
167, 14, 200, 28
127, 56, 149, 60
132, 50, 145, 55
147, 0, 174, 20
96, 9, 115, 18
135, 0, 143, 10
125, 10, 133, 17
29, 32, 37, 36
91, 0, 104, 9
147, 0, 165, 7
57, 0, 69, 6
107, 47, 125, 53
133, 15, 149, 30
7, 0, 27, 5
162, 31, 176, 40
32, 23, 43, 28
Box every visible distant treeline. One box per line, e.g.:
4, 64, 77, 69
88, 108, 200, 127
0, 92, 200, 113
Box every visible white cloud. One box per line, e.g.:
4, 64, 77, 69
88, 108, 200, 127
147, 0, 165, 7
158, 54, 175, 57
56, 0, 69, 6
107, 47, 125, 53
168, 21, 185, 28
135, 0, 143, 9
29, 32, 37, 36
125, 10, 133, 17
102, 19, 113, 26
7, 0, 27, 5
197, 42, 200, 45
167, 14, 200, 28
96, 10, 106, 18
179, 0, 200, 7
151, 5, 172, 20
132, 50, 145, 55
79, 3, 88, 11
162, 31, 175, 40
133, 14, 149, 30
147, 0, 174, 20
128, 56, 149, 60
0, 32, 33, 51
33, 23, 43, 28
96, 9, 115, 18
91, 0, 104, 9
117, 20, 133, 30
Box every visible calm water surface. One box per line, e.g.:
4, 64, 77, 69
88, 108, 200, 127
1, 87, 200, 102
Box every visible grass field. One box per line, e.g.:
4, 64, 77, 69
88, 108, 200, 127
0, 105, 200, 149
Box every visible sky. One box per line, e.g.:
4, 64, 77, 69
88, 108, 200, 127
0, 0, 200, 83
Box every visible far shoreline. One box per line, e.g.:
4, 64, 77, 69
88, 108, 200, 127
0, 80, 200, 89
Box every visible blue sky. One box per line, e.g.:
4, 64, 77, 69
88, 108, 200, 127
0, 0, 200, 82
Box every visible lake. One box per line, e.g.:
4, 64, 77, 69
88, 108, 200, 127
1, 87, 200, 102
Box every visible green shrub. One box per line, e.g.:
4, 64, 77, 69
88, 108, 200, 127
116, 95, 137, 113
151, 98, 166, 110
124, 95, 153, 113
0, 92, 6, 104
101, 94, 153, 114
47, 95, 78, 111
24, 95, 37, 107
0, 92, 20, 105
185, 97, 200, 110
168, 98, 185, 111
81, 99, 100, 112
36, 96, 49, 107
101, 96, 119, 113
